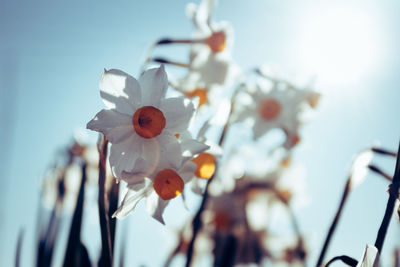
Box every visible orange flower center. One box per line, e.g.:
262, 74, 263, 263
192, 152, 216, 179
132, 106, 166, 139
258, 98, 281, 121
153, 169, 184, 200
185, 88, 208, 107
205, 31, 227, 53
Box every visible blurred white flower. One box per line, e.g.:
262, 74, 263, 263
87, 65, 205, 182
349, 150, 374, 189
234, 82, 318, 149
171, 0, 240, 108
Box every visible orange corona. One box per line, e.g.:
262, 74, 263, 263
206, 31, 227, 53
153, 169, 184, 200
192, 152, 216, 179
132, 106, 166, 138
258, 98, 281, 121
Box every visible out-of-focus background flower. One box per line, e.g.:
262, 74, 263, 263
1, 0, 399, 266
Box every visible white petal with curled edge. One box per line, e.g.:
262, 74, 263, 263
87, 109, 133, 144
100, 69, 141, 114
109, 134, 142, 178
180, 139, 209, 158
160, 97, 195, 132
145, 191, 169, 224
356, 244, 379, 267
112, 180, 152, 219
139, 65, 168, 107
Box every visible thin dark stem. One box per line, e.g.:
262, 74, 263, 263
371, 147, 397, 157
63, 163, 87, 267
151, 57, 190, 68
316, 179, 351, 267
185, 172, 216, 267
98, 138, 113, 267
368, 164, 393, 181
185, 84, 240, 266
15, 229, 24, 267
155, 38, 205, 45
324, 255, 358, 267
163, 243, 181, 267
108, 180, 120, 255
215, 234, 237, 267
374, 142, 400, 253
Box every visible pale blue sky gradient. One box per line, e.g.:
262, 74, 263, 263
1, 0, 400, 266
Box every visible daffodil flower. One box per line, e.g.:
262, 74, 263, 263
234, 83, 319, 149
162, 0, 239, 107
112, 159, 198, 224
87, 65, 206, 181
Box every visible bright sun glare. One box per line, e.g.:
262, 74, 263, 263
298, 5, 383, 86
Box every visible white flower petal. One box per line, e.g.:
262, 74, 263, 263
87, 109, 133, 143
112, 181, 152, 219
138, 138, 162, 176
193, 53, 230, 86
145, 191, 169, 224
180, 139, 209, 158
160, 97, 195, 132
139, 65, 168, 106
109, 134, 142, 178
180, 192, 189, 210
190, 178, 206, 195
158, 134, 182, 170
120, 171, 147, 185
180, 161, 197, 183
253, 120, 274, 140
356, 244, 379, 267
100, 69, 141, 114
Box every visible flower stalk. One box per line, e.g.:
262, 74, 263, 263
185, 172, 216, 267
98, 137, 113, 267
316, 178, 351, 267
374, 142, 400, 253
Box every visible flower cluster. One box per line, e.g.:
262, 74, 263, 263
87, 66, 209, 222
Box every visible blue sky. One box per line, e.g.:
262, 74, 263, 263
1, 0, 400, 266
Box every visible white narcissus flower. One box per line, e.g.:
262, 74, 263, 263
87, 65, 207, 183
172, 0, 239, 107
234, 83, 319, 149
112, 159, 198, 224
112, 130, 209, 223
